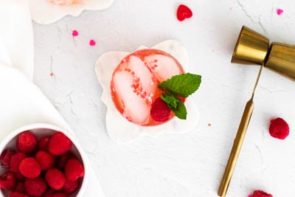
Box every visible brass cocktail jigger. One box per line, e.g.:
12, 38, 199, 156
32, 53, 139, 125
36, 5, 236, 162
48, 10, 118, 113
218, 26, 295, 197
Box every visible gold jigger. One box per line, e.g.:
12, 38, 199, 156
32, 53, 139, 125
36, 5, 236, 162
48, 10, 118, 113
266, 43, 295, 79
218, 26, 269, 197
232, 26, 269, 65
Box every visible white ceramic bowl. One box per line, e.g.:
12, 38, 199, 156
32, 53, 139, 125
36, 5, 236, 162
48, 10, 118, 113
0, 123, 88, 197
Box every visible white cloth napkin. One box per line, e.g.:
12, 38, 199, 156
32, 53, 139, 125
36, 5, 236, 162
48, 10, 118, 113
0, 1, 105, 196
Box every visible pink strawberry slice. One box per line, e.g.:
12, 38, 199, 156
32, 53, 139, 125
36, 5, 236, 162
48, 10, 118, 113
177, 4, 193, 21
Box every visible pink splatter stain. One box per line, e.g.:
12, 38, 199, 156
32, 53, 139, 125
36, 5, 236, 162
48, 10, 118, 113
89, 39, 96, 46
49, 72, 54, 77
276, 8, 284, 16
72, 30, 79, 37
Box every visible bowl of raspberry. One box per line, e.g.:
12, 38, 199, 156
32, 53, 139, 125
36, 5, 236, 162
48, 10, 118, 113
0, 123, 87, 197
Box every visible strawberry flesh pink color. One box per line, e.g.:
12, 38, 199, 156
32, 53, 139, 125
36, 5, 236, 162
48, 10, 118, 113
248, 190, 273, 197
111, 49, 184, 126
269, 117, 290, 140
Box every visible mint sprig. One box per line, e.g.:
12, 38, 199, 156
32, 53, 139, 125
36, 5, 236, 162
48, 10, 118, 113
159, 73, 201, 97
158, 73, 201, 120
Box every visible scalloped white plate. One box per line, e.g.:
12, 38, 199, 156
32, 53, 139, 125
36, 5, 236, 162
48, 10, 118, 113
95, 40, 199, 143
28, 0, 114, 24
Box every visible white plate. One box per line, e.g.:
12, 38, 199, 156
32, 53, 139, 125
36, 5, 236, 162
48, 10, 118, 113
95, 40, 199, 143
29, 0, 114, 24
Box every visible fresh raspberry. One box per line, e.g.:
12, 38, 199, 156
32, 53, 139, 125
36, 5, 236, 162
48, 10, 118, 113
17, 131, 37, 154
0, 171, 16, 190
35, 150, 55, 170
45, 168, 66, 190
10, 153, 26, 172
44, 190, 55, 197
9, 192, 28, 197
0, 149, 15, 168
57, 152, 74, 169
39, 136, 50, 150
19, 157, 41, 178
269, 117, 290, 140
150, 98, 171, 122
25, 177, 47, 197
15, 182, 25, 192
248, 190, 273, 197
48, 132, 72, 156
14, 172, 25, 181
63, 179, 79, 193
52, 193, 68, 197
65, 158, 84, 182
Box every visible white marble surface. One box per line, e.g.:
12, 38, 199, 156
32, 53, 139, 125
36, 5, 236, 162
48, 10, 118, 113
33, 0, 295, 196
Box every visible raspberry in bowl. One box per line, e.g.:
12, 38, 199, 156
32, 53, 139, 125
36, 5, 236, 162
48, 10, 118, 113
0, 123, 87, 197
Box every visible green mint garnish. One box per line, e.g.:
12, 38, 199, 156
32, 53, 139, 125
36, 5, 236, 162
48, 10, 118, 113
159, 73, 201, 120
159, 73, 201, 97
161, 93, 187, 120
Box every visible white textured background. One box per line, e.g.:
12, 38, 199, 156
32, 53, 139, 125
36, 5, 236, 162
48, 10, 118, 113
33, 0, 295, 196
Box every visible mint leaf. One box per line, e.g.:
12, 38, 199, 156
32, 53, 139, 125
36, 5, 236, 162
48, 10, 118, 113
161, 93, 179, 109
174, 101, 187, 119
159, 73, 201, 97
160, 93, 187, 120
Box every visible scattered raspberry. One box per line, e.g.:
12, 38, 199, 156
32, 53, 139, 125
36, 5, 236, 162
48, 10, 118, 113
9, 192, 28, 197
276, 8, 284, 16
17, 131, 37, 154
269, 117, 290, 140
0, 149, 15, 168
25, 178, 47, 197
72, 30, 79, 37
65, 158, 84, 182
39, 136, 50, 150
0, 172, 16, 190
63, 179, 79, 193
19, 157, 41, 179
248, 190, 273, 197
176, 4, 193, 22
89, 39, 96, 46
10, 153, 26, 172
35, 150, 55, 170
45, 168, 66, 190
150, 98, 172, 122
48, 132, 72, 156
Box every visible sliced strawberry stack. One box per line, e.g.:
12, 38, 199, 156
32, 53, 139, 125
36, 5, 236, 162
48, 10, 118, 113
0, 130, 85, 197
111, 49, 184, 126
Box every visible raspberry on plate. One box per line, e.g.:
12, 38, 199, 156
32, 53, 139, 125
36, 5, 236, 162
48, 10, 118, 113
150, 98, 172, 122
0, 172, 16, 190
